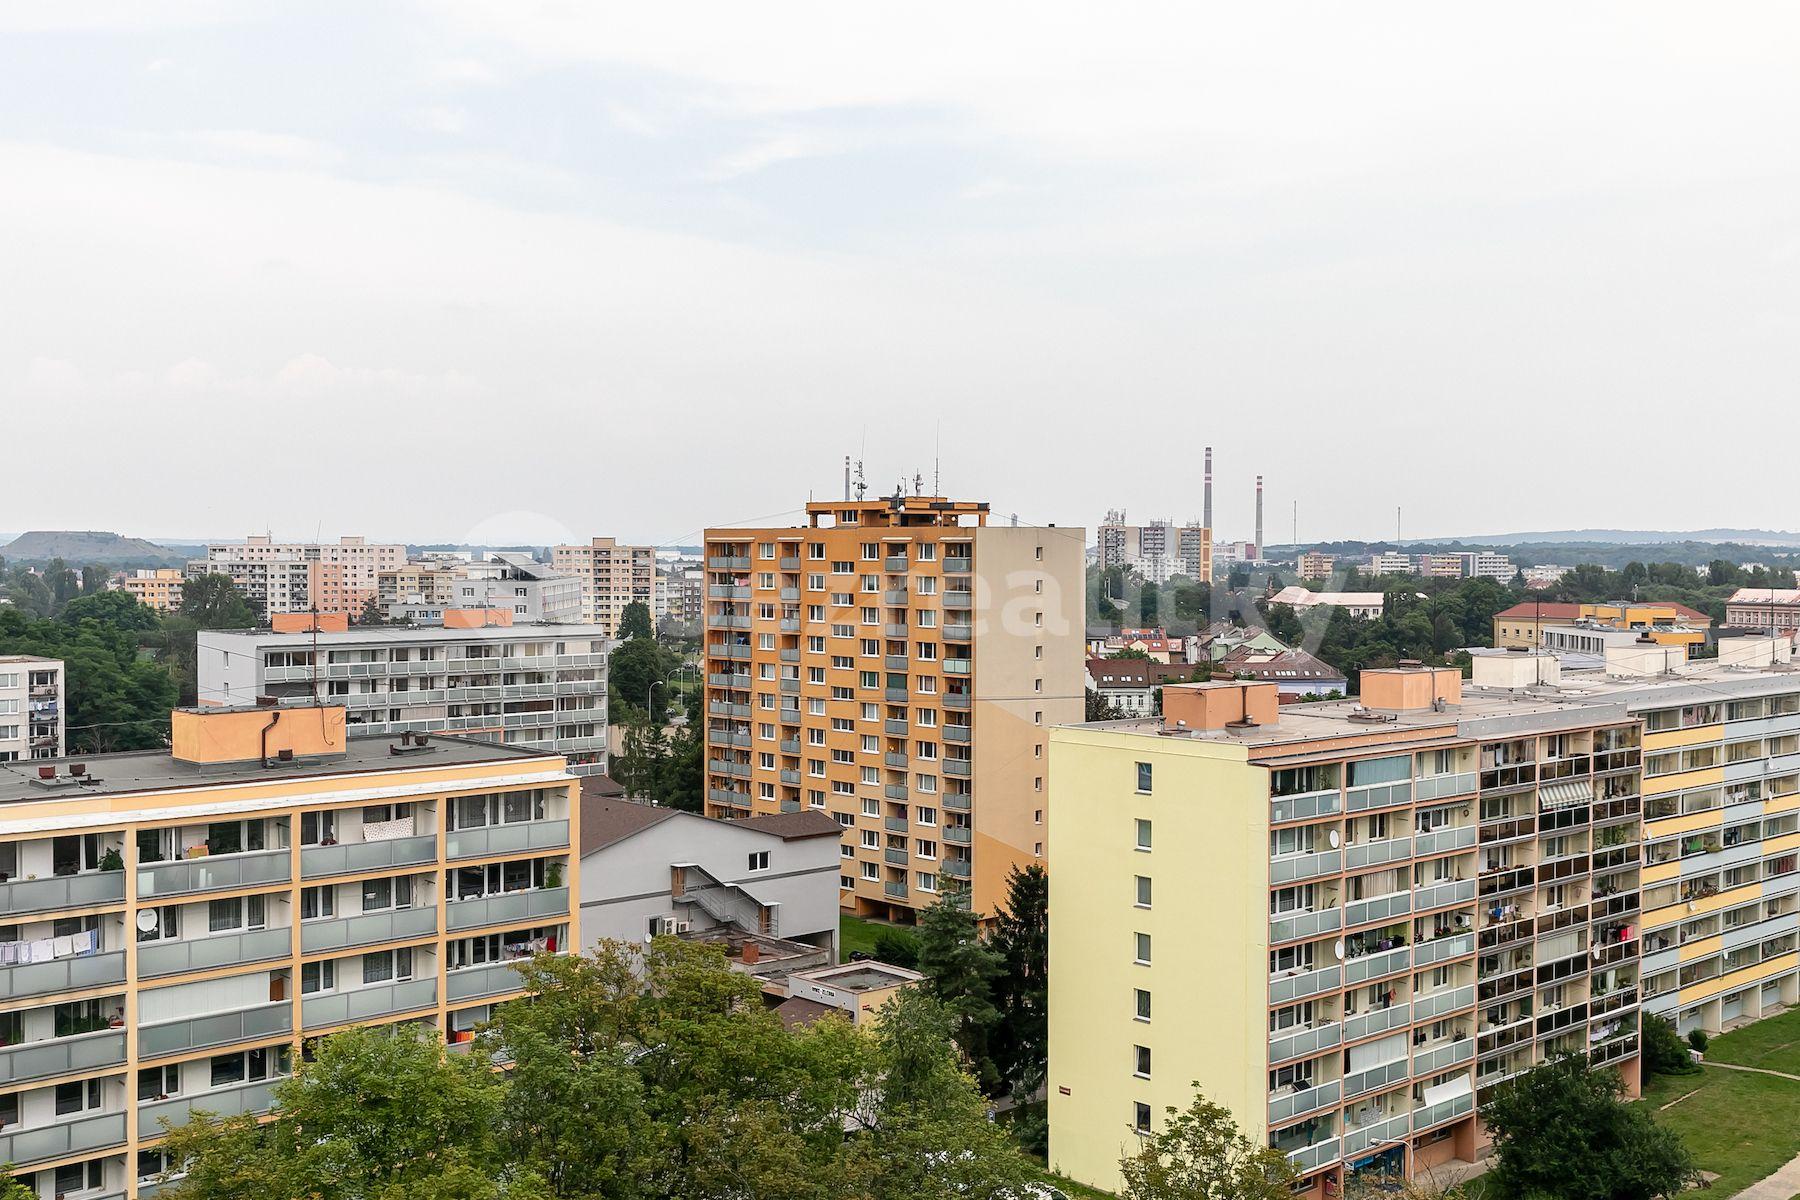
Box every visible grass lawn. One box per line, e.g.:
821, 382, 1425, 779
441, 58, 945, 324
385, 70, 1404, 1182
840, 913, 895, 958
1703, 1005, 1800, 1076
1029, 1167, 1115, 1199
1642, 1065, 1800, 1196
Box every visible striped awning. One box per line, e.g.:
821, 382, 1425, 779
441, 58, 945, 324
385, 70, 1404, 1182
1539, 780, 1593, 809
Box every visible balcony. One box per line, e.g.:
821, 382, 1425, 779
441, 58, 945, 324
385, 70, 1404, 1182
140, 1000, 293, 1061
780, 556, 803, 571
943, 625, 972, 642
943, 590, 972, 608
0, 869, 125, 916
885, 752, 910, 768
0, 1110, 127, 1168
882, 589, 909, 605
1344, 891, 1411, 929
779, 738, 801, 754
1414, 933, 1475, 966
301, 906, 438, 954
943, 692, 971, 710
138, 849, 291, 900
885, 687, 910, 703
1270, 1022, 1341, 1065
447, 820, 569, 860
941, 858, 971, 880
943, 556, 972, 574
1346, 781, 1413, 813
1271, 907, 1342, 943
1414, 1037, 1475, 1075
1270, 1079, 1341, 1124
1344, 1003, 1412, 1043
1344, 944, 1410, 985
301, 834, 437, 879
1342, 1109, 1411, 1157
1270, 964, 1341, 1004
883, 623, 909, 637
943, 759, 972, 778
1415, 878, 1477, 912
943, 825, 972, 846
885, 848, 909, 867
1415, 772, 1477, 801
1413, 1089, 1475, 1130
1285, 1136, 1340, 1175
140, 1076, 283, 1140
1267, 849, 1339, 886
884, 815, 909, 832
943, 724, 971, 744
1414, 825, 1477, 856
140, 929, 291, 979
0, 949, 127, 1001
1271, 789, 1341, 824
447, 960, 530, 1002
1341, 1057, 1409, 1100
943, 793, 971, 812
0, 1029, 126, 1088
883, 555, 909, 572
445, 886, 571, 932
707, 555, 750, 569
708, 585, 750, 599
885, 783, 910, 800
885, 718, 909, 735
779, 769, 801, 785
302, 978, 439, 1030
1345, 837, 1412, 870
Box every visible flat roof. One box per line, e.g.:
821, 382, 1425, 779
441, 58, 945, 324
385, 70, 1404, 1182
0, 732, 560, 806
796, 961, 926, 990
1071, 661, 1800, 756
0, 655, 60, 665
199, 623, 605, 645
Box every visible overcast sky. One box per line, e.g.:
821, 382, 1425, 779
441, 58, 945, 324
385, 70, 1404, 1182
4, 3, 1798, 549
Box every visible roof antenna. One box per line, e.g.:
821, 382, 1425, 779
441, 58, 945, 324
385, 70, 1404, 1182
853, 460, 867, 500
934, 420, 941, 496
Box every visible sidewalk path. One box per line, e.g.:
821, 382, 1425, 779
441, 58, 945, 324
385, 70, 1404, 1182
1731, 1150, 1800, 1200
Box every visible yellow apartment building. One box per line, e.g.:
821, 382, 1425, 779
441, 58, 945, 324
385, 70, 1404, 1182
0, 704, 577, 1199
702, 496, 1084, 919
1049, 666, 1645, 1197
118, 572, 185, 615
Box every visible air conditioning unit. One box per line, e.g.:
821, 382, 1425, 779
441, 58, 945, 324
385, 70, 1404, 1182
651, 917, 691, 937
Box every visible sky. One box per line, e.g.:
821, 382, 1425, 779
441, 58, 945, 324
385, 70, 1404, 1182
3, 2, 1799, 549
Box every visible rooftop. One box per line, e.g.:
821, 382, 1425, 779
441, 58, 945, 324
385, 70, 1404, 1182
0, 730, 558, 806
198, 622, 605, 644
790, 961, 926, 992
0, 655, 60, 665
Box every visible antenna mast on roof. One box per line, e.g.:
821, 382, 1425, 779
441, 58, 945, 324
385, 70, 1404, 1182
853, 460, 867, 501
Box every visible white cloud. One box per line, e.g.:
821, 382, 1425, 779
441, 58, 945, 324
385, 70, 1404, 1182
168, 129, 345, 170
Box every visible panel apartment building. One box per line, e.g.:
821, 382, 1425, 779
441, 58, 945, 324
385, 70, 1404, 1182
702, 497, 1084, 919
0, 658, 64, 763
193, 537, 407, 617
0, 704, 577, 1199
378, 554, 582, 625
550, 538, 656, 635
197, 616, 610, 776
1049, 665, 1646, 1197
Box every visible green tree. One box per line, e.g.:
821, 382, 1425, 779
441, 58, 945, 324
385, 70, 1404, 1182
0, 606, 179, 751
1107, 646, 1152, 660
988, 864, 1048, 1098
1087, 689, 1127, 721
157, 1024, 508, 1200
873, 926, 922, 969
619, 600, 655, 641
609, 637, 676, 724
915, 892, 1004, 1093
179, 573, 259, 627
355, 595, 385, 625
59, 588, 161, 632
1641, 1014, 1699, 1078
1118, 1085, 1297, 1200
1483, 1055, 1697, 1200
80, 563, 109, 595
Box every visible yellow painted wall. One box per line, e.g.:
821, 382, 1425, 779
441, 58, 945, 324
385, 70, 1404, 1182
1047, 726, 1267, 1195
171, 705, 347, 765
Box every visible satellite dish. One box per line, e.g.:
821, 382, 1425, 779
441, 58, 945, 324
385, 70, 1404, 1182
135, 910, 159, 933
1334, 939, 1346, 961
1328, 829, 1341, 849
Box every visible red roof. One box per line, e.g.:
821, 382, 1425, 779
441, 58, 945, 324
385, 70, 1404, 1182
1494, 602, 1581, 621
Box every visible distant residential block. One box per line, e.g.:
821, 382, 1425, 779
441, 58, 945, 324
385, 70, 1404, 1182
0, 656, 63, 761
550, 537, 657, 634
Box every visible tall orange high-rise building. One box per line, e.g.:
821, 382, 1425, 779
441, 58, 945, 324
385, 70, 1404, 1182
703, 496, 1084, 919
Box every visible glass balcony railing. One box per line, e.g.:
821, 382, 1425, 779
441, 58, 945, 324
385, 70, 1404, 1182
1341, 1057, 1409, 1100
301, 978, 438, 1030
446, 820, 570, 860
1342, 1110, 1411, 1157
1269, 964, 1340, 1004
0, 870, 125, 916
1269, 1022, 1340, 1064
140, 1001, 293, 1061
139, 1076, 284, 1139
445, 886, 571, 932
1412, 1089, 1475, 1129
1269, 1079, 1340, 1124
300, 834, 437, 879
138, 849, 291, 899
1343, 1003, 1411, 1043
1344, 944, 1410, 984
446, 960, 529, 1002
0, 949, 127, 1001
0, 1029, 126, 1088
139, 929, 291, 979
300, 906, 437, 954
0, 1110, 127, 1168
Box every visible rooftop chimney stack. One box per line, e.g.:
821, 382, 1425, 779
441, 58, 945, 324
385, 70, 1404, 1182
1203, 446, 1213, 531
1254, 475, 1264, 558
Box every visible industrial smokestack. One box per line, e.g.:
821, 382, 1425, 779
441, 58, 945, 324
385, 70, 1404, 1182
1254, 475, 1264, 559
1203, 446, 1213, 531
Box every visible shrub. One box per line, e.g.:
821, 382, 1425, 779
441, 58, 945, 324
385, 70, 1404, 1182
1687, 1027, 1710, 1053
873, 927, 921, 969
1643, 1015, 1699, 1077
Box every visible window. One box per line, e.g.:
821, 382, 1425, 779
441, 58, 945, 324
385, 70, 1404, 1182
1135, 819, 1152, 851
1134, 932, 1152, 964
1134, 1102, 1152, 1133
138, 1064, 180, 1101
300, 959, 336, 995
1134, 988, 1152, 1021
300, 886, 335, 921
1136, 762, 1153, 793
1135, 876, 1152, 908
747, 851, 770, 872
1134, 1045, 1152, 1078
